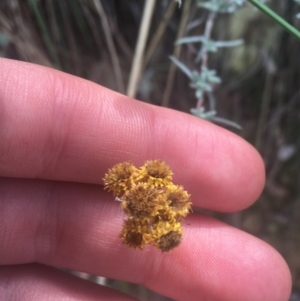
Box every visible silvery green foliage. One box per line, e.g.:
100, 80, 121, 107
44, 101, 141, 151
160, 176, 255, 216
171, 35, 243, 99
170, 56, 221, 99
176, 36, 243, 51
176, 36, 243, 61
170, 0, 243, 129
190, 108, 242, 129
174, 0, 182, 7
197, 0, 245, 13
190, 68, 221, 98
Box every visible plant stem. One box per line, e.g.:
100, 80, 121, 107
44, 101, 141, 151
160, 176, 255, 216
247, 0, 300, 40
255, 54, 276, 151
93, 0, 125, 93
197, 11, 216, 110
162, 0, 191, 107
127, 0, 156, 98
28, 0, 61, 68
144, 1, 177, 67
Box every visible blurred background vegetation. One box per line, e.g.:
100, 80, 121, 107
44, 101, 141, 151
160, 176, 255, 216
0, 0, 299, 300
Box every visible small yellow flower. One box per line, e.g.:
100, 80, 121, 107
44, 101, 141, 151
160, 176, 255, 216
155, 231, 182, 252
166, 185, 192, 220
134, 159, 173, 188
121, 183, 164, 217
104, 160, 191, 252
121, 229, 144, 249
103, 162, 137, 196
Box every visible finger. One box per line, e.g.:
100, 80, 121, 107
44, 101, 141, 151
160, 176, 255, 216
0, 58, 264, 211
0, 264, 137, 301
0, 178, 291, 301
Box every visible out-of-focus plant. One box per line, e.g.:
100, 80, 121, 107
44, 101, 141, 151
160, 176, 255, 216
169, 57, 222, 99
247, 0, 300, 39
171, 0, 300, 130
174, 0, 182, 7
171, 0, 245, 130
176, 36, 243, 63
295, 0, 300, 18
198, 0, 244, 12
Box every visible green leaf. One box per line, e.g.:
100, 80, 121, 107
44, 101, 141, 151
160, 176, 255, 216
247, 0, 300, 40
169, 56, 193, 79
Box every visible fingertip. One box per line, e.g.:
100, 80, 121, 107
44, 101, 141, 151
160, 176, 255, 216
171, 118, 266, 211
165, 215, 292, 301
223, 132, 266, 211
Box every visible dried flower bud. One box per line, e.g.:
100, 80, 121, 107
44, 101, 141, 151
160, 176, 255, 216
156, 231, 182, 252
134, 160, 173, 188
121, 183, 163, 217
121, 230, 144, 249
103, 162, 137, 196
144, 159, 173, 179
166, 185, 192, 220
104, 160, 191, 252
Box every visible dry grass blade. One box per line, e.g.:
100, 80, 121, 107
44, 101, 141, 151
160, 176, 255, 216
80, 1, 103, 54
161, 0, 191, 107
255, 54, 276, 151
58, 1, 81, 74
28, 0, 61, 68
126, 0, 157, 98
144, 1, 177, 67
93, 0, 124, 93
0, 0, 52, 67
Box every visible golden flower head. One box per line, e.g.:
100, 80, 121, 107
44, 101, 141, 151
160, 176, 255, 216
155, 230, 183, 252
134, 160, 173, 188
121, 218, 182, 249
149, 220, 183, 242
120, 229, 144, 249
166, 185, 192, 220
121, 183, 164, 217
103, 162, 137, 196
104, 160, 191, 252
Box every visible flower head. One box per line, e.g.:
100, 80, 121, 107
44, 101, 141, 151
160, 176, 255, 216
121, 183, 164, 217
166, 185, 192, 220
104, 160, 191, 252
156, 231, 182, 252
103, 162, 137, 196
121, 229, 144, 249
134, 160, 173, 188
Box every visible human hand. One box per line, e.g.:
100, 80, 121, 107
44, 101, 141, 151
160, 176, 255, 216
0, 58, 291, 301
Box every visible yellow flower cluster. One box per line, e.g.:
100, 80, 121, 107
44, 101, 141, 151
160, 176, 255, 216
103, 160, 191, 252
